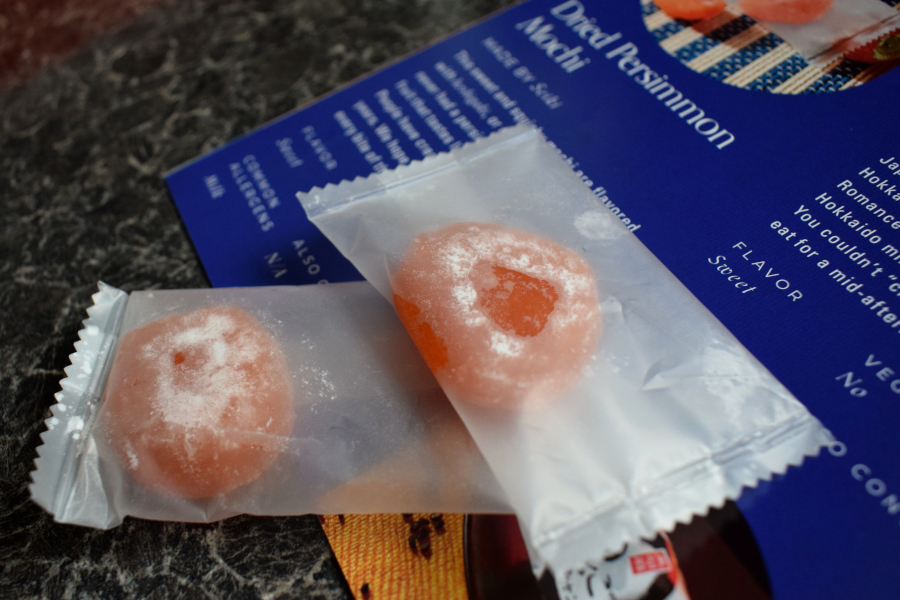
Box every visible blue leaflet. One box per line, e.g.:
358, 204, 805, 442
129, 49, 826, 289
166, 2, 900, 597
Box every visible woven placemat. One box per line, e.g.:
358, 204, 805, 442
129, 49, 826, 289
641, 0, 900, 94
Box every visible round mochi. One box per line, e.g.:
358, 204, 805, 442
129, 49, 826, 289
653, 0, 726, 21
740, 0, 833, 24
391, 222, 601, 409
102, 307, 295, 498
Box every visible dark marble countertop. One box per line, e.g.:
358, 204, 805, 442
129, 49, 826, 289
0, 0, 514, 596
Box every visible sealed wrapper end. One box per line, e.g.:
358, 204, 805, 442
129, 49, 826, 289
30, 283, 128, 528
298, 124, 834, 595
30, 282, 508, 528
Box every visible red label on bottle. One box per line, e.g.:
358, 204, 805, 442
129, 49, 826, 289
629, 551, 671, 574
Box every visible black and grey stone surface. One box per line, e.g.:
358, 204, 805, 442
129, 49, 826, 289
0, 0, 515, 596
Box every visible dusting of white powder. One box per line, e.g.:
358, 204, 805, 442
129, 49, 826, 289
310, 367, 336, 399
574, 209, 623, 241
431, 226, 597, 355
124, 440, 139, 469
142, 311, 267, 428
488, 329, 526, 357
66, 416, 84, 434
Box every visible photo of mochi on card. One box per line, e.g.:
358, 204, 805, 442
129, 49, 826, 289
632, 0, 900, 94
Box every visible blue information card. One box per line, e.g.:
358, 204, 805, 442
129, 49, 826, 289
167, 1, 900, 597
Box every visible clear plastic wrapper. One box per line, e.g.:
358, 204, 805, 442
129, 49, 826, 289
30, 282, 509, 528
298, 124, 832, 592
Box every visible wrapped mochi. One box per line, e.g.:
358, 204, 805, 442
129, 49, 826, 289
30, 282, 509, 528
297, 124, 832, 594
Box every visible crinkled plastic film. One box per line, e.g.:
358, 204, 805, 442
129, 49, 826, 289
298, 125, 832, 592
30, 283, 128, 528
30, 282, 509, 528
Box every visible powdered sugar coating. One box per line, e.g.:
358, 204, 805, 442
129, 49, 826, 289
391, 223, 601, 408
102, 307, 295, 498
